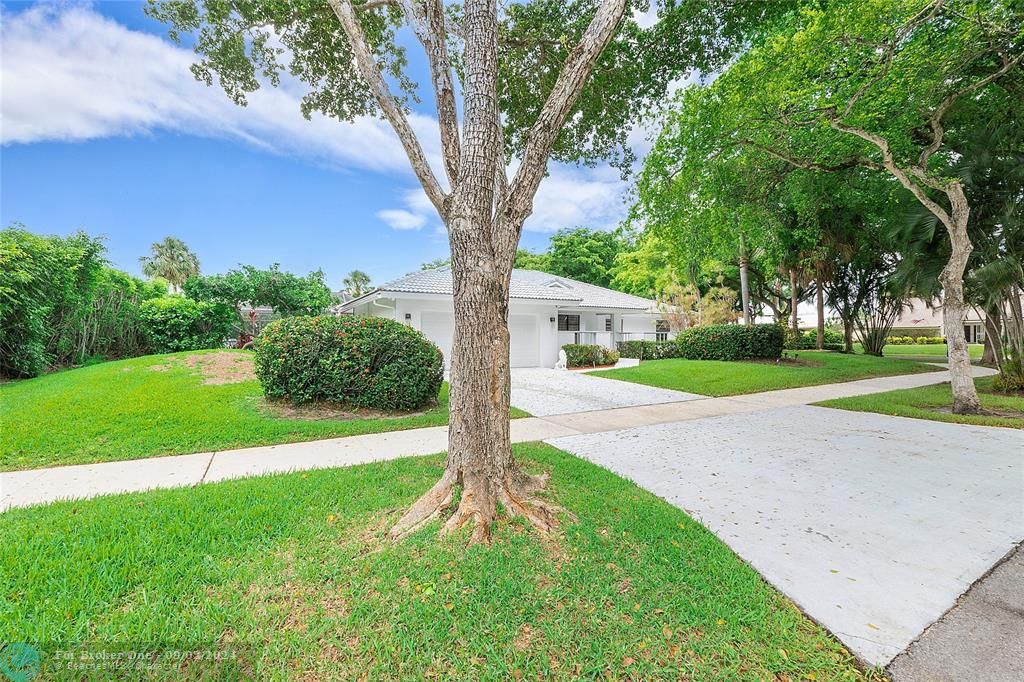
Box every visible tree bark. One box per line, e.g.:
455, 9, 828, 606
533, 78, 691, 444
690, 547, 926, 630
940, 193, 982, 414
739, 255, 751, 326
789, 268, 799, 336
843, 319, 854, 353
815, 279, 825, 350
981, 305, 1000, 366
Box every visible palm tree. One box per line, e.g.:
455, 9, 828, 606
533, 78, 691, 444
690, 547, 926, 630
342, 270, 372, 298
139, 237, 200, 293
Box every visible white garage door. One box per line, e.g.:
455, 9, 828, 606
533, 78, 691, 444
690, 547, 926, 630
508, 314, 539, 367
419, 311, 540, 368
419, 311, 454, 367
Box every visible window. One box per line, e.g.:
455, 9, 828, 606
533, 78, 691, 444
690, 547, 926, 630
655, 319, 670, 341
604, 316, 613, 332
558, 314, 580, 331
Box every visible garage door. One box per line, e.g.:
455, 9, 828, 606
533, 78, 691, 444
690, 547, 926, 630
420, 311, 539, 368
508, 314, 539, 367
420, 311, 454, 367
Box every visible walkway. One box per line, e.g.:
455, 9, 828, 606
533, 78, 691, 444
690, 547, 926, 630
549, 405, 1023, 667
1, 367, 984, 511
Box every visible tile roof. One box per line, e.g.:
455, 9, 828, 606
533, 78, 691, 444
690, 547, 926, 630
363, 267, 656, 310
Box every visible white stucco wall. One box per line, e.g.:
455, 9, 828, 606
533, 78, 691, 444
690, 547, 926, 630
347, 295, 663, 367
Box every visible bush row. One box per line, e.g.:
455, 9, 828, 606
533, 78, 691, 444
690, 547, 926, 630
616, 339, 679, 360
254, 316, 443, 410
562, 343, 620, 368
676, 324, 784, 361
886, 336, 945, 345
619, 325, 786, 362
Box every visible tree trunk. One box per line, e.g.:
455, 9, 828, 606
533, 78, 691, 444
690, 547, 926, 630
981, 305, 1000, 367
843, 319, 854, 353
815, 280, 825, 350
789, 268, 799, 336
941, 193, 982, 414
389, 216, 563, 544
739, 255, 751, 326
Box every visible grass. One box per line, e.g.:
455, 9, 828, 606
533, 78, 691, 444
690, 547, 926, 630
592, 351, 938, 397
0, 443, 873, 681
854, 343, 984, 360
0, 350, 527, 472
818, 376, 1023, 429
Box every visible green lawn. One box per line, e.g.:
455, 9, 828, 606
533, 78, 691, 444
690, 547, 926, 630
0, 443, 872, 681
818, 376, 1023, 429
592, 351, 938, 397
854, 343, 984, 360
0, 350, 526, 472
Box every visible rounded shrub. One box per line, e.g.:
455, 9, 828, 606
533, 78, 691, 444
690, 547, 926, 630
254, 315, 443, 410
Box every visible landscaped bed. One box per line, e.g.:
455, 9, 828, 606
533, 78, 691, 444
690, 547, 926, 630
0, 350, 527, 471
0, 443, 872, 681
591, 351, 939, 397
818, 376, 1023, 429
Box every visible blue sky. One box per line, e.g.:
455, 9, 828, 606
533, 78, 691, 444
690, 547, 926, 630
0, 1, 641, 289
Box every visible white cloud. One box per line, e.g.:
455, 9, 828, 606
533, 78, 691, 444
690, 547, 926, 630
376, 208, 426, 231
2, 5, 634, 240
0, 4, 442, 174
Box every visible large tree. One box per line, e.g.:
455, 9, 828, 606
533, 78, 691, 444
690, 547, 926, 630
150, 0, 772, 543
139, 236, 200, 293
678, 0, 1022, 413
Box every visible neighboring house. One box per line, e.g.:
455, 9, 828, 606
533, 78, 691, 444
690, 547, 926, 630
336, 267, 671, 368
892, 298, 987, 343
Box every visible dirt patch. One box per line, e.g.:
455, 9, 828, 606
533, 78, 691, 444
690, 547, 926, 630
258, 398, 436, 421
183, 352, 256, 384
148, 351, 256, 384
928, 405, 1024, 419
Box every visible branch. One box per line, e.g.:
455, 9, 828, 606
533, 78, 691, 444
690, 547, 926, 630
840, 0, 946, 119
827, 118, 955, 231
505, 0, 628, 227
328, 0, 447, 215
400, 0, 461, 186
918, 51, 1023, 168
734, 139, 878, 173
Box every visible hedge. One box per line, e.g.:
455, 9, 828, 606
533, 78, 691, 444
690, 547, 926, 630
562, 343, 620, 368
676, 324, 784, 361
138, 297, 235, 354
254, 315, 443, 410
885, 336, 945, 345
617, 339, 679, 360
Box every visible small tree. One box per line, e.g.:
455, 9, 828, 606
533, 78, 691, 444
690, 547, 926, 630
139, 236, 200, 293
342, 270, 372, 298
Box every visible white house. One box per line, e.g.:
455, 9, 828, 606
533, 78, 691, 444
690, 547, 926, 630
892, 298, 988, 343
336, 267, 671, 368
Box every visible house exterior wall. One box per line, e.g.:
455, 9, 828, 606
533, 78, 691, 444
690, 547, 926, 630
892, 298, 986, 341
345, 294, 666, 367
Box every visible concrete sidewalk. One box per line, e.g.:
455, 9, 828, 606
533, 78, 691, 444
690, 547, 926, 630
0, 366, 995, 511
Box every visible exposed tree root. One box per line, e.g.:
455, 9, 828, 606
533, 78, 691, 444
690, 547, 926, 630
388, 469, 570, 545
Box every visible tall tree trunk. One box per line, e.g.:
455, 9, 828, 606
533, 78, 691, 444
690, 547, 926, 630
739, 255, 751, 326
789, 268, 799, 336
815, 278, 825, 350
941, 193, 981, 414
981, 305, 1000, 367
843, 318, 854, 353
390, 216, 561, 544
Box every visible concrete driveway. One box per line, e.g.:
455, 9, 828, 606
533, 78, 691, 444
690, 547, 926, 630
510, 367, 700, 416
548, 405, 1024, 667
